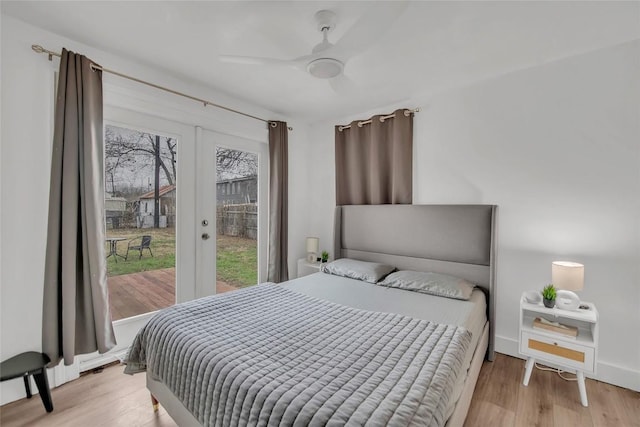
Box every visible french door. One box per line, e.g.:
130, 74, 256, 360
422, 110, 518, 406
79, 112, 267, 371
196, 127, 268, 296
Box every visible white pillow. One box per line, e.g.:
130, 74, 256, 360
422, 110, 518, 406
320, 258, 396, 284
379, 270, 475, 300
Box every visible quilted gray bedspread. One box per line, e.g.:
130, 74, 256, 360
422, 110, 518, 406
125, 284, 471, 427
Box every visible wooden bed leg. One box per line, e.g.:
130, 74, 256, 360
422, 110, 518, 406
150, 393, 159, 412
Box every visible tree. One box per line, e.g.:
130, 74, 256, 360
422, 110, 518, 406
141, 133, 176, 186
105, 125, 178, 229
104, 125, 177, 195
105, 126, 138, 195
216, 147, 257, 181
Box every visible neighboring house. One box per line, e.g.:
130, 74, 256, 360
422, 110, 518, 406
216, 176, 257, 205
104, 194, 127, 229
137, 184, 176, 228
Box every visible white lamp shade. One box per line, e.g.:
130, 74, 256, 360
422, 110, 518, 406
552, 261, 584, 291
306, 237, 319, 253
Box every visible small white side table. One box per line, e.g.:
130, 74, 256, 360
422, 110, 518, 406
297, 258, 322, 278
519, 292, 599, 407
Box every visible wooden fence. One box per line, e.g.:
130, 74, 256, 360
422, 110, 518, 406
216, 203, 257, 240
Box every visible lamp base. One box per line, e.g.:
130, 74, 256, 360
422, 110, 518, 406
306, 253, 316, 262
556, 290, 581, 311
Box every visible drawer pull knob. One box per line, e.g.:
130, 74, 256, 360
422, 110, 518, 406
554, 342, 558, 346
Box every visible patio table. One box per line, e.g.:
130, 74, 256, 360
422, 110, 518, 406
106, 237, 126, 263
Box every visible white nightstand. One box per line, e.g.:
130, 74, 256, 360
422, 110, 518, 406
297, 258, 322, 278
519, 292, 599, 407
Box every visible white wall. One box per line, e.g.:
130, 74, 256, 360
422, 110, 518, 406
1, 15, 57, 405
294, 40, 640, 391
0, 15, 305, 404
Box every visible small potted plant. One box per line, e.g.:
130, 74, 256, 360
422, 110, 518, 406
321, 251, 329, 263
542, 284, 557, 308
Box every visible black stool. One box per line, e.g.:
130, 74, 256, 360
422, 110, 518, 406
0, 352, 53, 412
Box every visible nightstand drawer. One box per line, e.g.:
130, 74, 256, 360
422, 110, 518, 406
520, 331, 595, 373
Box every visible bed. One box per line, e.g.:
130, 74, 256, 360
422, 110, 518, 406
126, 204, 497, 427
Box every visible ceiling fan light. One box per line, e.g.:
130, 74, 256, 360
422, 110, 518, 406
307, 58, 343, 79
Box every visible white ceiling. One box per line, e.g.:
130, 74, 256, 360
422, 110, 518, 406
3, 1, 639, 122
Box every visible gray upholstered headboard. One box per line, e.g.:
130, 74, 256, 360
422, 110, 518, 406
333, 204, 498, 360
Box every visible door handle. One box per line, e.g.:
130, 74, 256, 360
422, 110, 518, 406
202, 233, 210, 240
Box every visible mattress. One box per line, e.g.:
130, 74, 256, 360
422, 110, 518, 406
281, 272, 487, 353
281, 272, 488, 418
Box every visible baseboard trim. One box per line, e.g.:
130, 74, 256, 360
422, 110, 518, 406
79, 348, 128, 373
596, 361, 640, 392
495, 335, 640, 392
494, 334, 520, 358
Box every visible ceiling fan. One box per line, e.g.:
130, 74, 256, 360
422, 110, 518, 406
219, 4, 407, 92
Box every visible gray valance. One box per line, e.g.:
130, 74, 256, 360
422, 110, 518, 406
335, 108, 413, 205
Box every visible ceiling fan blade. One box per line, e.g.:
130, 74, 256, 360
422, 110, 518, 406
218, 55, 295, 67
333, 2, 408, 60
329, 74, 358, 95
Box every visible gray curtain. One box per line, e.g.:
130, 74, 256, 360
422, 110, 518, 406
42, 49, 116, 366
266, 122, 289, 283
335, 108, 413, 205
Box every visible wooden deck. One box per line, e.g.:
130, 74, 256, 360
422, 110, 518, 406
108, 268, 240, 321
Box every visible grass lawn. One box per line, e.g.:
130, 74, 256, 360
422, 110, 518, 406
106, 228, 257, 288
106, 228, 176, 276
216, 235, 257, 288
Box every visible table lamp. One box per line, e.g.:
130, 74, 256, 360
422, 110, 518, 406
306, 237, 319, 262
552, 261, 584, 310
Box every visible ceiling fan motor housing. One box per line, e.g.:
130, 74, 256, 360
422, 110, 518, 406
307, 58, 344, 79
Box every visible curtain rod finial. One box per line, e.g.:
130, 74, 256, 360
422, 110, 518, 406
32, 45, 54, 61
268, 121, 293, 131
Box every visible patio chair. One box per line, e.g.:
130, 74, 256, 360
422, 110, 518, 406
125, 235, 153, 261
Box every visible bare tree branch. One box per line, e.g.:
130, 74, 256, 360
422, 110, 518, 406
105, 126, 177, 196
216, 147, 257, 180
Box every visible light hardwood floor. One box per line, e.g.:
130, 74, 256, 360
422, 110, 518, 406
1, 354, 637, 426
464, 355, 639, 427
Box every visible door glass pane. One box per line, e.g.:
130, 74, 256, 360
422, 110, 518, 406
216, 147, 258, 294
104, 124, 177, 320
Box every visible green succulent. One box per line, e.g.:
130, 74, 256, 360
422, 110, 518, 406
542, 284, 557, 300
